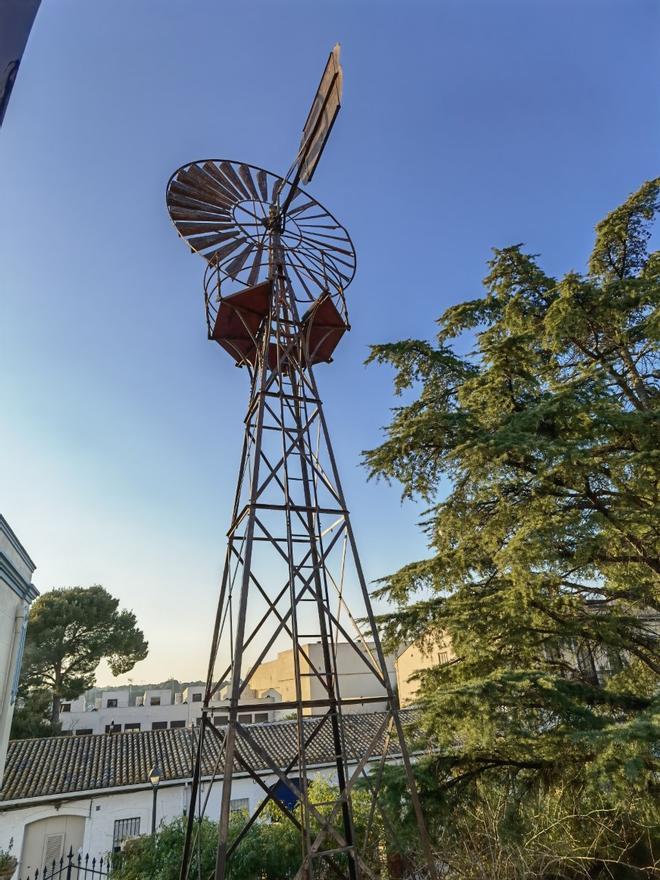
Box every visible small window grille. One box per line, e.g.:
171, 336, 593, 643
230, 798, 249, 814
214, 716, 228, 726
170, 720, 186, 729
254, 712, 268, 723
192, 693, 202, 702
238, 713, 252, 724
150, 696, 161, 706
61, 703, 71, 712
75, 728, 93, 735
438, 651, 449, 665
124, 722, 141, 731
106, 699, 118, 708
152, 721, 167, 730
113, 817, 141, 852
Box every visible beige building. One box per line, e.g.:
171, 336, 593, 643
0, 515, 38, 786
395, 636, 454, 706
251, 641, 397, 714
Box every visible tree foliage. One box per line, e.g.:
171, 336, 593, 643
13, 585, 148, 730
110, 779, 399, 880
364, 180, 660, 877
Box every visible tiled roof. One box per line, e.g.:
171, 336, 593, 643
1, 711, 413, 805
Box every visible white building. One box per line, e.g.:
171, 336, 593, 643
59, 683, 283, 736
0, 515, 39, 788
0, 712, 407, 878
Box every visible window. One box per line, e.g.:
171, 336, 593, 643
170, 720, 186, 729
43, 833, 64, 865
230, 798, 249, 814
105, 723, 121, 734
214, 716, 228, 726
150, 696, 161, 706
75, 728, 93, 735
438, 652, 449, 665
192, 693, 202, 703
60, 703, 71, 713
254, 712, 268, 723
124, 723, 141, 732
106, 699, 118, 708
152, 721, 167, 730
195, 717, 202, 727
113, 817, 141, 852
238, 713, 252, 724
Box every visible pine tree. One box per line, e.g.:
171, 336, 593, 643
365, 181, 660, 877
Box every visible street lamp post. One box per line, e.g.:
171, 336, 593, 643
149, 764, 162, 836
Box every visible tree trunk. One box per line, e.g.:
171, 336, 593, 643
51, 693, 61, 725
51, 668, 61, 725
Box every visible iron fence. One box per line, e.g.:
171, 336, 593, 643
18, 849, 111, 880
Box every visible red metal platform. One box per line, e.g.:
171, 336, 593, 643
211, 280, 347, 367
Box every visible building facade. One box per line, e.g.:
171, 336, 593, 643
59, 684, 283, 736
250, 641, 397, 714
0, 515, 38, 787
0, 713, 406, 877
394, 637, 455, 707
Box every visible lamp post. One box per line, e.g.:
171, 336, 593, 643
149, 764, 161, 836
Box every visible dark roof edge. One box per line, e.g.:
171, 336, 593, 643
0, 515, 37, 575
0, 552, 39, 603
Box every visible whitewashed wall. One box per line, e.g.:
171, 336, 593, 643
0, 766, 343, 876
0, 517, 37, 789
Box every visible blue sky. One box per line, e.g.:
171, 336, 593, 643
1, 0, 658, 685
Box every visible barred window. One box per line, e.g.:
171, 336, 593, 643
254, 712, 268, 723
170, 720, 186, 729
192, 693, 202, 703
113, 817, 141, 852
230, 798, 249, 814
152, 721, 167, 730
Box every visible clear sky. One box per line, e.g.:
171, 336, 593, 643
1, 0, 658, 686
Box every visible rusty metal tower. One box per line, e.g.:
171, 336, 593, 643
167, 46, 436, 880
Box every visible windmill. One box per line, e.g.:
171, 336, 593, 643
166, 45, 436, 880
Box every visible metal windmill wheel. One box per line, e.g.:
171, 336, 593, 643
167, 160, 355, 298
167, 160, 356, 368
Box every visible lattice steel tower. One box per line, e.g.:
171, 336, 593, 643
167, 46, 436, 880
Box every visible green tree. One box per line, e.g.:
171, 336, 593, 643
9, 689, 58, 738
13, 585, 148, 731
110, 779, 404, 880
364, 180, 660, 877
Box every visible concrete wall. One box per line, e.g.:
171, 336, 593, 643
395, 637, 454, 706
0, 516, 38, 787
0, 766, 346, 876
60, 690, 281, 735
250, 642, 397, 714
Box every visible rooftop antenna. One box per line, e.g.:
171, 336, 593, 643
167, 45, 437, 880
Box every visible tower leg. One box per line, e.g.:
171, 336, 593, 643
179, 278, 437, 880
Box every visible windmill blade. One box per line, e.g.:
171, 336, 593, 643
294, 44, 343, 187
